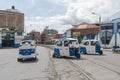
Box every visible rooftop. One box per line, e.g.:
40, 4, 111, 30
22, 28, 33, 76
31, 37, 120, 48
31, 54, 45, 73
70, 24, 99, 30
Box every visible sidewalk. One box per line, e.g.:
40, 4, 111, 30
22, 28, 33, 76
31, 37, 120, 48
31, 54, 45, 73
102, 48, 112, 52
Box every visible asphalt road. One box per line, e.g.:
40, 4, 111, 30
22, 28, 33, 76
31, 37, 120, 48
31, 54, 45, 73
49, 46, 120, 80
0, 46, 120, 80
0, 46, 55, 80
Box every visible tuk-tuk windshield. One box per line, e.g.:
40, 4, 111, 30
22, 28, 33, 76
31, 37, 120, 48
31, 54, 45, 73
69, 40, 78, 44
91, 41, 101, 47
22, 41, 31, 45
91, 41, 96, 46
64, 41, 69, 47
56, 41, 62, 46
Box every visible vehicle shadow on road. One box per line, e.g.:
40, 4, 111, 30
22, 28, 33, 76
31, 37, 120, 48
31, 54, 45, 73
1, 47, 18, 49
53, 56, 86, 60
18, 58, 39, 63
82, 54, 106, 56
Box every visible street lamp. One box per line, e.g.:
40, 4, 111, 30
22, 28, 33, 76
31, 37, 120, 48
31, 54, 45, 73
92, 12, 107, 48
92, 12, 102, 41
92, 12, 101, 31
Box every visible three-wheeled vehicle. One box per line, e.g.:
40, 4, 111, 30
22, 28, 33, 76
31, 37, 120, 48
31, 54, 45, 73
53, 38, 81, 59
17, 40, 37, 61
80, 40, 103, 55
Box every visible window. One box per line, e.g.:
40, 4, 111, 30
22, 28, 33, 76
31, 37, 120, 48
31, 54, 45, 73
64, 41, 69, 47
101, 23, 113, 30
117, 22, 120, 32
91, 41, 96, 46
101, 31, 113, 45
17, 32, 22, 36
84, 41, 89, 46
22, 41, 31, 45
56, 41, 62, 46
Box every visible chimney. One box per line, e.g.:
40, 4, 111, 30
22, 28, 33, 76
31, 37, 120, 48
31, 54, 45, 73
12, 5, 15, 9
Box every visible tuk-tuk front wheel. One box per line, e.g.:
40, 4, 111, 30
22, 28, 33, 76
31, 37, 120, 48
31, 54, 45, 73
17, 58, 23, 62
33, 56, 37, 60
83, 51, 87, 55
76, 54, 81, 59
99, 51, 103, 55
53, 54, 58, 58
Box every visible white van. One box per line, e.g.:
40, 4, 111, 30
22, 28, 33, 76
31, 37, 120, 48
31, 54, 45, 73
80, 40, 103, 55
17, 40, 37, 61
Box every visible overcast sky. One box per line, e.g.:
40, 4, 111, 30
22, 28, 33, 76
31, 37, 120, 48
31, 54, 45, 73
1, 0, 120, 33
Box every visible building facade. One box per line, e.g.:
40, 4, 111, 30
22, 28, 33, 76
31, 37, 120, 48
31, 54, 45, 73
29, 31, 41, 43
66, 23, 99, 43
0, 6, 24, 32
41, 28, 58, 44
100, 18, 120, 48
0, 6, 24, 48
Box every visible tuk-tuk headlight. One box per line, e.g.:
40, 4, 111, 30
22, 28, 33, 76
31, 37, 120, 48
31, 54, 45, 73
19, 49, 22, 54
31, 49, 35, 53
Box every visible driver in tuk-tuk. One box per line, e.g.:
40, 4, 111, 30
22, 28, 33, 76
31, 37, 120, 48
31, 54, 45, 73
95, 41, 101, 48
69, 40, 79, 48
68, 40, 79, 53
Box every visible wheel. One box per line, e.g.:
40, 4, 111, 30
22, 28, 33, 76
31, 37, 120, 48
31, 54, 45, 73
33, 57, 37, 60
52, 54, 58, 58
83, 51, 87, 55
52, 54, 55, 58
17, 58, 23, 62
76, 54, 81, 59
99, 51, 103, 55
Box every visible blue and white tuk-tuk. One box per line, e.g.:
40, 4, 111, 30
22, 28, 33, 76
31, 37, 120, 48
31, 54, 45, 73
53, 38, 81, 59
80, 40, 103, 55
17, 40, 37, 61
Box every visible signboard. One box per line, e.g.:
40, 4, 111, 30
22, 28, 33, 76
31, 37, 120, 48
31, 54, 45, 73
66, 30, 71, 38
1, 33, 14, 40
101, 23, 113, 30
73, 32, 80, 35
2, 29, 8, 33
76, 32, 80, 35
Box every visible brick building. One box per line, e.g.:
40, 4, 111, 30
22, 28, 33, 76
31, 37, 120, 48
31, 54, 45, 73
0, 6, 24, 32
0, 6, 24, 47
41, 28, 58, 44
55, 34, 63, 39
29, 31, 41, 43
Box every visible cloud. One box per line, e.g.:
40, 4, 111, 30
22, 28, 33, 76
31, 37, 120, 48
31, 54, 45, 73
25, 15, 71, 33
25, 0, 120, 34
59, 0, 120, 24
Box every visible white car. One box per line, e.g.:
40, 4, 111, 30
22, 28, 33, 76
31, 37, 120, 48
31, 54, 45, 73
17, 40, 37, 61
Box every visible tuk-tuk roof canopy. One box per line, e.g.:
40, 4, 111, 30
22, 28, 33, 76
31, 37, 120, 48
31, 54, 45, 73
59, 38, 77, 41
